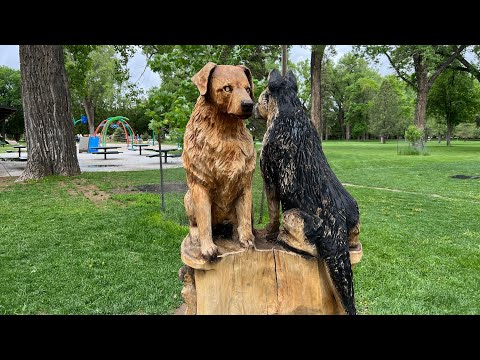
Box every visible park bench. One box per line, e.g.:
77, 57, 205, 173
145, 148, 182, 163
92, 151, 123, 160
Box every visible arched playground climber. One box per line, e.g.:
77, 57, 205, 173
93, 116, 137, 149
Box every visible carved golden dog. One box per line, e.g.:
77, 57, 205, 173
183, 62, 256, 260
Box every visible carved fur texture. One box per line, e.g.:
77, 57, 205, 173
183, 62, 256, 261
255, 69, 361, 315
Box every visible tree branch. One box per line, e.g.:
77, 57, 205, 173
448, 65, 469, 72
383, 51, 416, 88
427, 45, 467, 87
456, 55, 480, 82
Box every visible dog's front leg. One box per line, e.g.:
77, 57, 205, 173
192, 185, 218, 260
235, 184, 255, 249
265, 184, 280, 240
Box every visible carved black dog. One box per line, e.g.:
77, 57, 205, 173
254, 69, 361, 315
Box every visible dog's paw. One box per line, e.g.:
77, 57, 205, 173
201, 243, 218, 261
239, 232, 255, 248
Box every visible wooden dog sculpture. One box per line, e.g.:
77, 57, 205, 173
254, 69, 361, 315
183, 62, 256, 261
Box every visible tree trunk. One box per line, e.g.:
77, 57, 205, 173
345, 123, 351, 140
310, 45, 326, 139
83, 98, 95, 135
180, 234, 363, 315
338, 106, 345, 139
446, 121, 453, 146
413, 53, 429, 133
18, 45, 80, 182
1, 119, 5, 141
380, 135, 385, 144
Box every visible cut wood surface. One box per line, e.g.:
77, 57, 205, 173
180, 234, 362, 315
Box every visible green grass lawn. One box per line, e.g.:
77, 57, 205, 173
0, 140, 479, 314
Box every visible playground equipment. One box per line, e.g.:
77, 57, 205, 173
73, 115, 88, 126
93, 116, 137, 149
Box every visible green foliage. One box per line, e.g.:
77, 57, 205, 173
369, 77, 411, 141
65, 45, 136, 127
142, 45, 282, 138
405, 125, 423, 145
289, 58, 311, 109
428, 66, 480, 135
404, 125, 423, 151
426, 114, 447, 139
323, 54, 382, 139
398, 145, 430, 156
454, 122, 480, 139
113, 97, 150, 136
112, 126, 126, 142
141, 132, 150, 141
354, 45, 466, 89
0, 66, 24, 140
168, 128, 184, 148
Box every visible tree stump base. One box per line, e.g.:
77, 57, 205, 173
179, 231, 362, 315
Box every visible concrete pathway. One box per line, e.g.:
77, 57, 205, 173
0, 143, 183, 178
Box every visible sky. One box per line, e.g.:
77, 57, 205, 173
0, 45, 392, 92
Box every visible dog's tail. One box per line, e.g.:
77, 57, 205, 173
301, 209, 357, 315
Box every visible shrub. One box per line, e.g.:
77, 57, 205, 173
398, 146, 430, 156
112, 126, 126, 142
405, 125, 423, 147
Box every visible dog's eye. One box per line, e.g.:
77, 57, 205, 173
223, 86, 232, 93
245, 87, 251, 94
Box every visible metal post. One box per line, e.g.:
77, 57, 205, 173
258, 183, 265, 224
158, 132, 165, 211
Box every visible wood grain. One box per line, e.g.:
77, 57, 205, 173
181, 235, 362, 315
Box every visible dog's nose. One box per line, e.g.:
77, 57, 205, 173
241, 101, 254, 113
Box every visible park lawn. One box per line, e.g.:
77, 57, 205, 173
0, 140, 479, 314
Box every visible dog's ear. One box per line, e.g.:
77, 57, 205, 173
237, 65, 254, 100
285, 70, 298, 93
192, 62, 217, 96
268, 69, 283, 91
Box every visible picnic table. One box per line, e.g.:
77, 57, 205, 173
90, 146, 122, 160
132, 144, 151, 155
13, 145, 27, 159
144, 147, 181, 163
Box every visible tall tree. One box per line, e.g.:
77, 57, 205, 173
368, 77, 408, 143
324, 53, 381, 140
427, 66, 480, 146
65, 45, 132, 134
0, 66, 24, 140
310, 45, 326, 138
18, 45, 80, 181
355, 45, 467, 136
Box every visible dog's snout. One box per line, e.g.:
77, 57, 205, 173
241, 101, 254, 113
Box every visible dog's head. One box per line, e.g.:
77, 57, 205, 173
192, 62, 254, 119
253, 68, 298, 124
